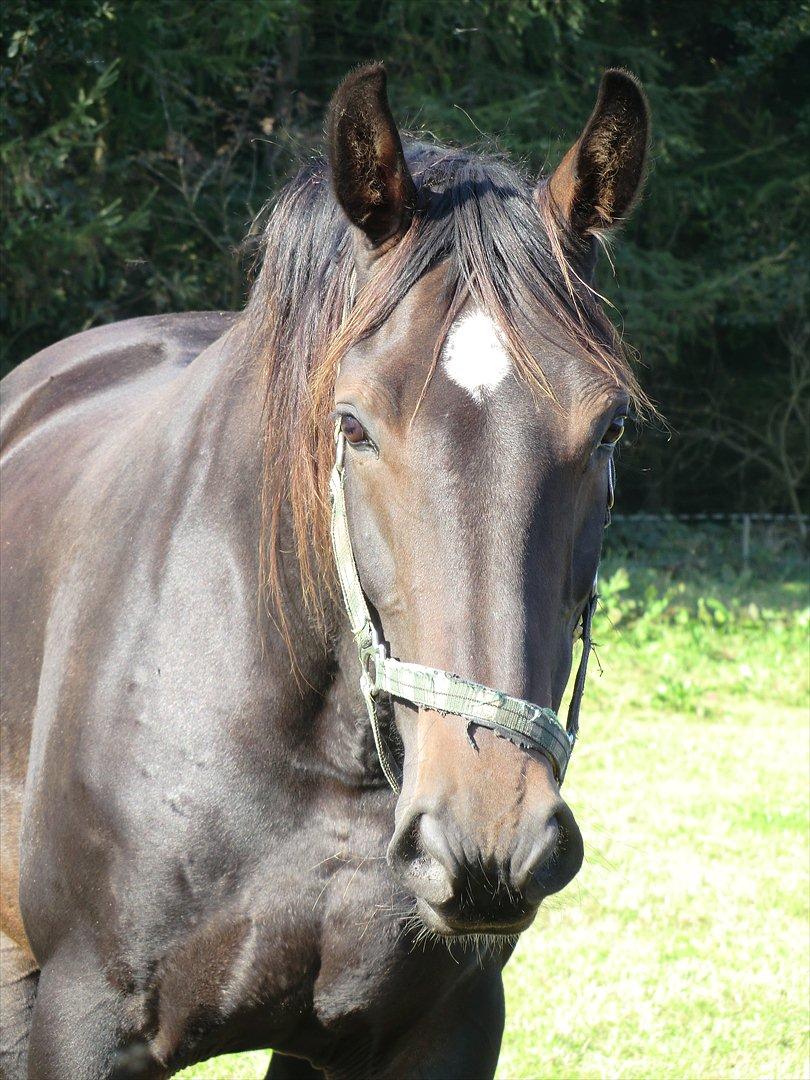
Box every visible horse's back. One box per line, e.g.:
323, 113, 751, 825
0, 311, 235, 954
1, 311, 235, 453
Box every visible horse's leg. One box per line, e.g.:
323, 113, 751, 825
24, 939, 166, 1080
0, 932, 39, 1080
265, 1053, 324, 1079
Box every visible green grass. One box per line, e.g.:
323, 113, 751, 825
180, 532, 810, 1080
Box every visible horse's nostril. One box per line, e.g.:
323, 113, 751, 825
519, 806, 584, 903
387, 812, 456, 907
510, 815, 559, 894
418, 813, 460, 874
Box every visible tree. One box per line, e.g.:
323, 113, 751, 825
2, 0, 808, 514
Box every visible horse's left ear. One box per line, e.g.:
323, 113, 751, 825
327, 63, 417, 248
542, 69, 650, 244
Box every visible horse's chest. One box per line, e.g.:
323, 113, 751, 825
152, 818, 413, 1064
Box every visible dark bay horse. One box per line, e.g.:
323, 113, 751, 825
0, 65, 649, 1079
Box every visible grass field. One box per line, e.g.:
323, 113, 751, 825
180, 524, 809, 1080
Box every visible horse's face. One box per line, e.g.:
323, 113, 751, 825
328, 65, 649, 935
335, 280, 623, 932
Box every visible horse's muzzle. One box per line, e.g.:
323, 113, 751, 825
387, 801, 584, 936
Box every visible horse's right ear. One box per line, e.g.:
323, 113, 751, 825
327, 63, 417, 249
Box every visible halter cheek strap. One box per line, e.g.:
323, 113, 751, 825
329, 429, 609, 792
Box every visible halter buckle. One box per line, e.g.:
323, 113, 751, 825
360, 622, 386, 690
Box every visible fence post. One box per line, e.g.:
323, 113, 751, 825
741, 514, 751, 571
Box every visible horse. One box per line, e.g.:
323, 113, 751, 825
0, 63, 650, 1079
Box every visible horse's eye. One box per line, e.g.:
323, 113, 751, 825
601, 415, 626, 446
340, 414, 367, 445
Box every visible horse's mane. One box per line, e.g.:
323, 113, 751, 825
240, 140, 648, 653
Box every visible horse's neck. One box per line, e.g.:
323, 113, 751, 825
205, 326, 388, 791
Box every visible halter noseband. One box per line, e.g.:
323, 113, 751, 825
329, 427, 614, 792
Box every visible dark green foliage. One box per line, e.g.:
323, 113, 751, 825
2, 0, 808, 513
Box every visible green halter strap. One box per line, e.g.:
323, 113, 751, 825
329, 428, 604, 793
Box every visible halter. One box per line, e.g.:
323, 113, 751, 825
329, 427, 614, 792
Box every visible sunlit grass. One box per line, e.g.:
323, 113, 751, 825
180, 547, 809, 1080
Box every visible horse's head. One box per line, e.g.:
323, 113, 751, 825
325, 65, 649, 936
